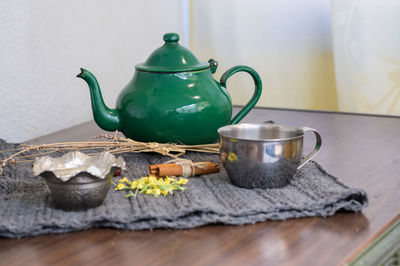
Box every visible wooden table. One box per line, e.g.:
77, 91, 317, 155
1, 107, 400, 266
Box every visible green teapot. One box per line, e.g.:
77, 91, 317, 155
77, 33, 262, 144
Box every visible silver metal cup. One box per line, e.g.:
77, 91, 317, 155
218, 123, 322, 188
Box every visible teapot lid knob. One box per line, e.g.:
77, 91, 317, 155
163, 33, 180, 43
135, 32, 209, 72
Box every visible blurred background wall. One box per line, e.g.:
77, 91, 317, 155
331, 0, 400, 116
191, 0, 338, 112
1, 0, 399, 142
191, 0, 400, 116
0, 0, 185, 142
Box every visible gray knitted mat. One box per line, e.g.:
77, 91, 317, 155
0, 139, 368, 238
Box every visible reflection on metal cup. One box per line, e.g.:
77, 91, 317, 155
218, 123, 322, 189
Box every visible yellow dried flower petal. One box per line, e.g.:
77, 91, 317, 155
114, 174, 189, 197
131, 180, 138, 189
177, 178, 189, 185
149, 175, 157, 183
228, 152, 238, 162
115, 183, 127, 191
119, 177, 129, 183
166, 176, 177, 182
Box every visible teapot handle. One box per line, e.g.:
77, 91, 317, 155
220, 66, 263, 124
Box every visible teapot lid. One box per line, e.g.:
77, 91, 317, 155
135, 33, 210, 73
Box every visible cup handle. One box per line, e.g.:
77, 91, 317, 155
297, 127, 322, 170
220, 66, 263, 125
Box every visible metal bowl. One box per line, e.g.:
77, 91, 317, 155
40, 169, 116, 210
33, 151, 125, 210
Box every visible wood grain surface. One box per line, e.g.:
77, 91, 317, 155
1, 107, 400, 266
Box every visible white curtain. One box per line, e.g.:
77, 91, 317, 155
191, 0, 400, 116
331, 0, 400, 115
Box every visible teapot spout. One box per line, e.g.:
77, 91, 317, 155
77, 68, 121, 131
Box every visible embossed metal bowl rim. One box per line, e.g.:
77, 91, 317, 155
33, 151, 126, 182
218, 123, 304, 142
42, 171, 111, 184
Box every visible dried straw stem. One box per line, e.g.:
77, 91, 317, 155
0, 132, 219, 174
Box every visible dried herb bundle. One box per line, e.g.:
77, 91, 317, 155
0, 132, 219, 174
